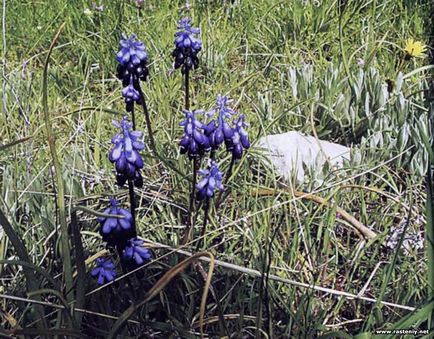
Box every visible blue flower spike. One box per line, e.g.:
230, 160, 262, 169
196, 160, 224, 201
91, 257, 117, 285
172, 18, 202, 73
109, 117, 145, 188
123, 238, 151, 265
227, 114, 250, 159
205, 95, 236, 151
116, 34, 149, 111
179, 110, 210, 159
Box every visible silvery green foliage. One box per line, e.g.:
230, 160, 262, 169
286, 63, 430, 175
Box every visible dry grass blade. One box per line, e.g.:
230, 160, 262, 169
107, 252, 215, 339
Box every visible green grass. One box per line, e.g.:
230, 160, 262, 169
1, 0, 433, 337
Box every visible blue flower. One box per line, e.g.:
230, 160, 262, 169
116, 34, 148, 67
98, 198, 132, 234
109, 117, 145, 187
196, 161, 224, 201
172, 18, 202, 73
204, 95, 236, 150
116, 34, 149, 111
123, 238, 151, 265
91, 257, 116, 285
226, 114, 250, 159
121, 77, 141, 112
174, 18, 202, 51
179, 110, 210, 159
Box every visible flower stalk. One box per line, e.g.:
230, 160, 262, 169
136, 79, 156, 154
216, 156, 235, 209
196, 197, 210, 251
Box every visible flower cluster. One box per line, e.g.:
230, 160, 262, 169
205, 95, 250, 158
98, 198, 134, 247
179, 95, 250, 160
89, 19, 253, 284
204, 95, 236, 151
196, 161, 224, 200
179, 110, 210, 159
91, 199, 151, 285
225, 114, 250, 159
116, 34, 149, 112
123, 238, 152, 265
109, 117, 145, 188
91, 258, 116, 285
172, 18, 202, 73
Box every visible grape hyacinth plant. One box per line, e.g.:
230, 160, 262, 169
116, 34, 156, 152
87, 16, 250, 298
179, 95, 250, 246
172, 17, 202, 74
116, 34, 149, 115
88, 33, 157, 284
173, 17, 203, 243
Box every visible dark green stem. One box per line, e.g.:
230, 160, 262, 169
136, 79, 156, 154
181, 68, 196, 245
184, 69, 190, 110
196, 197, 210, 251
131, 100, 136, 131
182, 157, 200, 245
128, 180, 137, 238
128, 102, 137, 238
216, 156, 235, 209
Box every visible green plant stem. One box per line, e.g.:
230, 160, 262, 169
131, 98, 136, 131
216, 156, 235, 209
181, 68, 198, 245
196, 197, 210, 251
184, 69, 190, 110
182, 157, 200, 245
128, 179, 137, 237
136, 80, 156, 154
42, 22, 73, 304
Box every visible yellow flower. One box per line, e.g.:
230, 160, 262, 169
404, 38, 426, 58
